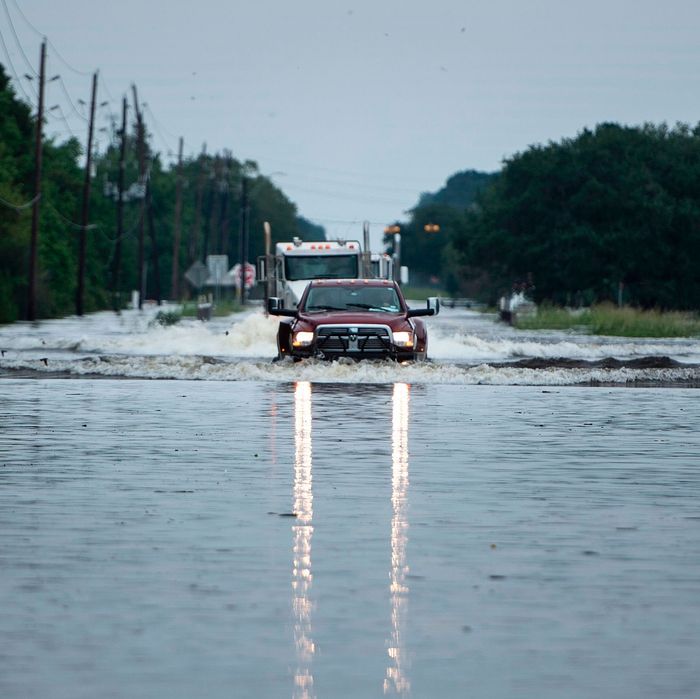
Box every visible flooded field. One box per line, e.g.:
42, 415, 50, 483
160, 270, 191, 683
1, 308, 699, 698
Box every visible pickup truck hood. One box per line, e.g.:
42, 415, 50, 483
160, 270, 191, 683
297, 311, 409, 329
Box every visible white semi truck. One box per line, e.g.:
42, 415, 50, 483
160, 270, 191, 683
257, 236, 394, 309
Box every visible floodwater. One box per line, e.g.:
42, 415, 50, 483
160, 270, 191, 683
1, 307, 700, 698
1, 304, 699, 384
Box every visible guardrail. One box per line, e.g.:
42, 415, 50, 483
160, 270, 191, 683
439, 297, 483, 310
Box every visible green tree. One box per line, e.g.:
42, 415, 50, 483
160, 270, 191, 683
384, 170, 494, 288
453, 123, 700, 309
0, 61, 325, 318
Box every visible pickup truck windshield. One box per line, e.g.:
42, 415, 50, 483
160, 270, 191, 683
305, 285, 401, 312
285, 254, 358, 281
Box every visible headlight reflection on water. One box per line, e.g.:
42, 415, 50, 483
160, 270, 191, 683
290, 381, 411, 697
293, 381, 315, 699
385, 382, 411, 696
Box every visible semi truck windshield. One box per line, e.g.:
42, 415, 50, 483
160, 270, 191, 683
285, 254, 358, 281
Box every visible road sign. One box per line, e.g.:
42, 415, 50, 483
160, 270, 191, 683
206, 255, 229, 283
231, 262, 256, 290
184, 261, 209, 289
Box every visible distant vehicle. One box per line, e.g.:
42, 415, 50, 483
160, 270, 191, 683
257, 237, 394, 310
257, 238, 363, 310
267, 278, 439, 361
499, 290, 536, 324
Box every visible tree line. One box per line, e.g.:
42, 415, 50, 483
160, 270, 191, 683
0, 65, 323, 323
392, 123, 700, 310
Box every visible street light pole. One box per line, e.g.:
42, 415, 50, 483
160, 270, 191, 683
393, 233, 401, 283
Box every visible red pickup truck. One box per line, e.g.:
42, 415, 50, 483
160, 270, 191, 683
268, 278, 440, 361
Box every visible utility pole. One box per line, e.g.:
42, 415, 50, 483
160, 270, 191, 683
238, 175, 250, 304
111, 96, 128, 311
76, 70, 98, 316
263, 220, 272, 311
210, 155, 222, 252
188, 143, 206, 265
147, 183, 162, 305
170, 136, 183, 300
131, 84, 146, 309
218, 156, 230, 257
27, 38, 46, 321
394, 233, 402, 283
243, 178, 250, 304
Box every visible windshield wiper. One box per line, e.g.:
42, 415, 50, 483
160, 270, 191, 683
306, 305, 346, 312
346, 303, 395, 311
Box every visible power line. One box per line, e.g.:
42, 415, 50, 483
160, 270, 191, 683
281, 170, 426, 196
103, 211, 144, 269
7, 0, 42, 37
3, 0, 112, 144
98, 73, 116, 102
47, 104, 80, 141
45, 200, 98, 231
55, 75, 89, 122
0, 0, 37, 76
143, 104, 176, 158
97, 74, 120, 128
0, 24, 34, 103
101, 80, 128, 133
261, 155, 439, 187
282, 181, 413, 208
104, 210, 147, 260
304, 216, 388, 226
0, 191, 40, 211
46, 39, 92, 77
143, 102, 179, 144
8, 0, 92, 77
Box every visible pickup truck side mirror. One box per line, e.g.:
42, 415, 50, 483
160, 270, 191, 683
268, 297, 297, 317
407, 296, 440, 318
427, 296, 440, 316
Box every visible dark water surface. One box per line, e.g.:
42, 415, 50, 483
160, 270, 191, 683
1, 379, 699, 698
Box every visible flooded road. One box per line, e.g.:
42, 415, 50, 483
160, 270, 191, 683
1, 304, 699, 385
1, 308, 700, 698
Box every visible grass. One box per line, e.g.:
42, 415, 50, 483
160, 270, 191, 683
151, 310, 182, 326
514, 305, 586, 330
514, 303, 700, 337
401, 286, 445, 301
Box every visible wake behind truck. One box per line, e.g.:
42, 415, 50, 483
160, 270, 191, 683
257, 237, 393, 309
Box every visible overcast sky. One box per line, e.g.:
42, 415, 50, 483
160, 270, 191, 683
3, 0, 700, 248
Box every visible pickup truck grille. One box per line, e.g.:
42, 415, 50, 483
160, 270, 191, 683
315, 325, 391, 354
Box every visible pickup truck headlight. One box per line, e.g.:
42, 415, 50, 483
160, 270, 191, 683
392, 331, 414, 347
292, 331, 314, 347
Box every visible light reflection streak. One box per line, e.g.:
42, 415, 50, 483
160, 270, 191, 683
269, 400, 278, 466
385, 382, 411, 695
293, 381, 315, 699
